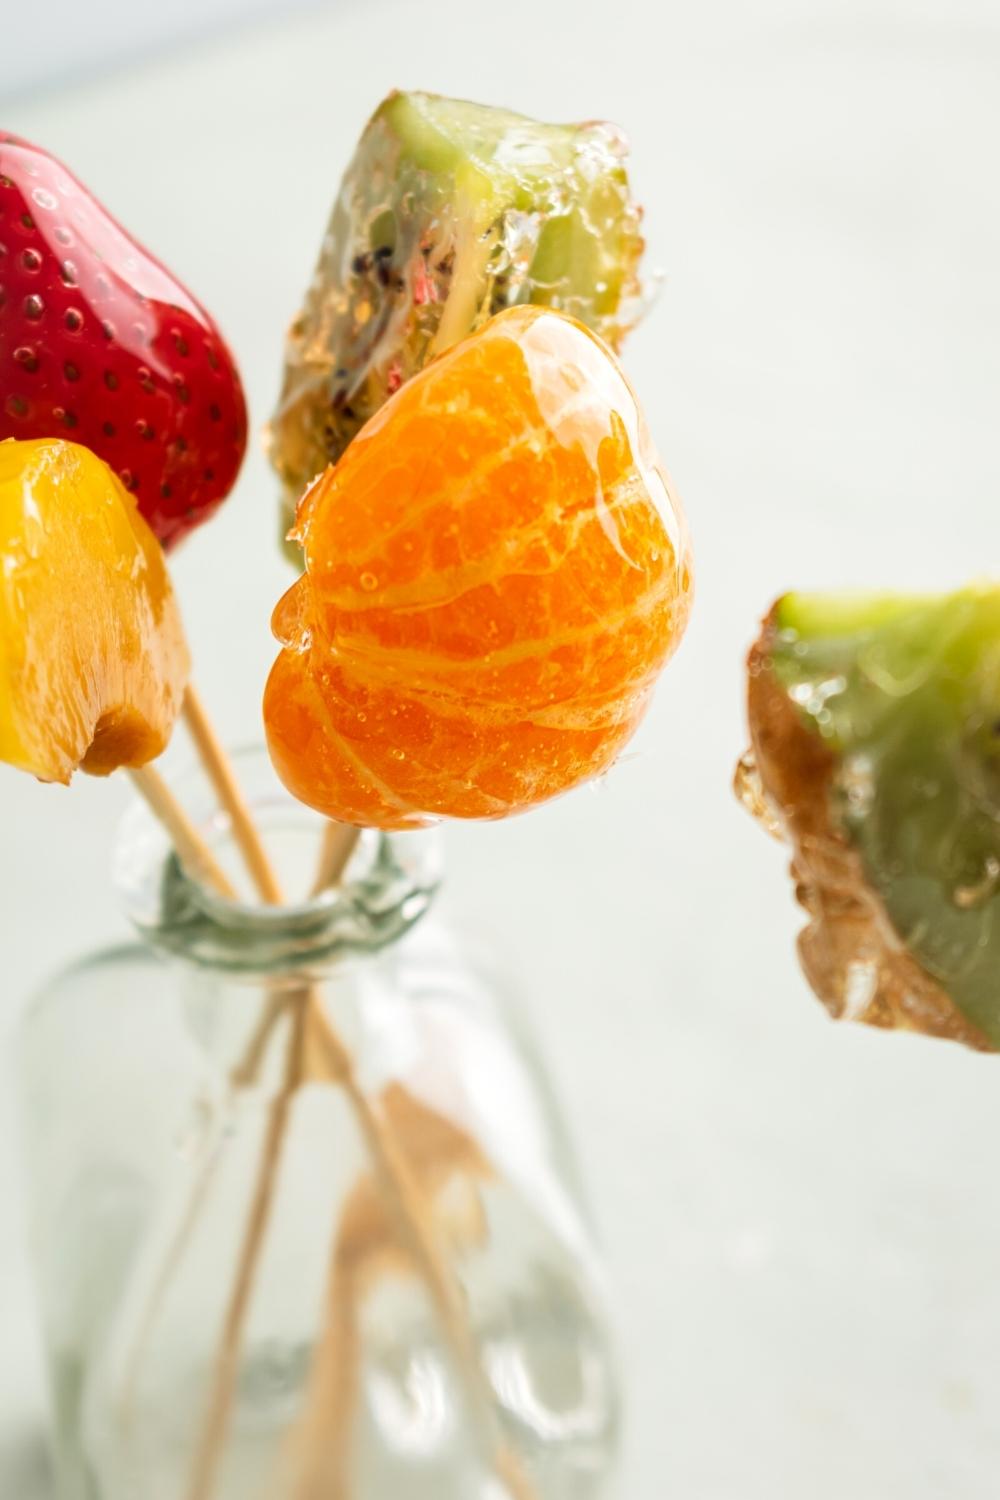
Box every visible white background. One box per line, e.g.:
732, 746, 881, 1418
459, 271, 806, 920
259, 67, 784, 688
3, 1, 1000, 1495
0, 0, 328, 102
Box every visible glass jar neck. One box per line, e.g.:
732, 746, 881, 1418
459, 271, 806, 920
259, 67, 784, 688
113, 746, 443, 980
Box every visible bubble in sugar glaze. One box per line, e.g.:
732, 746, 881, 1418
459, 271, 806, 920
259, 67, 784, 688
838, 754, 875, 820
733, 749, 785, 839
788, 674, 845, 719
952, 855, 1000, 911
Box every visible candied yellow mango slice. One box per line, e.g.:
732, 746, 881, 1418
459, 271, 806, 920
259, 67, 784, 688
0, 438, 189, 782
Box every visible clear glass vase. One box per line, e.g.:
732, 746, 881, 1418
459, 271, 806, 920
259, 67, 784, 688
17, 750, 620, 1500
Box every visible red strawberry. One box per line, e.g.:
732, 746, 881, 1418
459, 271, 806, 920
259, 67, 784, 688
0, 133, 247, 549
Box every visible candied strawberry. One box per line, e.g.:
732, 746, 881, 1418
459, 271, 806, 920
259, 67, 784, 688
0, 132, 247, 548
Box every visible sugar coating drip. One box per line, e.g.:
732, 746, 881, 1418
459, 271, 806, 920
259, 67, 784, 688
740, 587, 1000, 1051
264, 305, 692, 830
268, 90, 646, 548
0, 133, 247, 549
0, 438, 189, 782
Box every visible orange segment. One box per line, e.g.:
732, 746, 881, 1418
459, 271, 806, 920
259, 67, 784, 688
264, 305, 692, 828
0, 438, 189, 783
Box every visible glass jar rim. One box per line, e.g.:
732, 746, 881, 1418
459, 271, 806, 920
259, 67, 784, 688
113, 744, 443, 974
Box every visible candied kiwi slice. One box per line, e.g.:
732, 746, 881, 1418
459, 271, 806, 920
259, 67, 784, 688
741, 586, 1000, 1051
268, 89, 646, 555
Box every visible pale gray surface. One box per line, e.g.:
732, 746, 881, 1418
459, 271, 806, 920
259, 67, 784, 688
3, 1, 1000, 1495
0, 0, 329, 101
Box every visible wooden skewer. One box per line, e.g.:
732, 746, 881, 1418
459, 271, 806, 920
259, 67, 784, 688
127, 765, 237, 901
123, 723, 310, 1484
123, 738, 295, 1462
132, 712, 529, 1498
128, 726, 300, 1500
309, 1013, 539, 1500
182, 684, 285, 905
310, 822, 361, 897
117, 991, 296, 1422
130, 721, 316, 1499
182, 685, 360, 904
285, 1246, 358, 1500
186, 999, 306, 1500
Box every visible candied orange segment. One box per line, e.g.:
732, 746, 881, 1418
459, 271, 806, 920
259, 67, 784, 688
0, 438, 189, 782
264, 306, 692, 829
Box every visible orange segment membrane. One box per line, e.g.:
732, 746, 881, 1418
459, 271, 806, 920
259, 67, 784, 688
265, 305, 692, 829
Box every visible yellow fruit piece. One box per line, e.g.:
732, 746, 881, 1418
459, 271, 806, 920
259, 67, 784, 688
0, 438, 189, 782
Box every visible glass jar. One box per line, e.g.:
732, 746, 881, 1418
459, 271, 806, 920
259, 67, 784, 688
17, 750, 620, 1500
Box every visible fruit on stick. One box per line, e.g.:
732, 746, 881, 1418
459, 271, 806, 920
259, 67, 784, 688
269, 90, 646, 541
739, 587, 1000, 1052
264, 304, 692, 830
0, 438, 189, 782
0, 132, 247, 549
